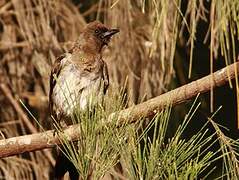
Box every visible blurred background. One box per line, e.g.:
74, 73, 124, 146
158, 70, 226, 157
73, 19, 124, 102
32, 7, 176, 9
0, 0, 238, 179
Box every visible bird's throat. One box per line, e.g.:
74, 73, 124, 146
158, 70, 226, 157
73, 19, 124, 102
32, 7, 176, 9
71, 50, 101, 65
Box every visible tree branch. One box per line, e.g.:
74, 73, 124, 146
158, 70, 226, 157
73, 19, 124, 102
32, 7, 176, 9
0, 61, 238, 158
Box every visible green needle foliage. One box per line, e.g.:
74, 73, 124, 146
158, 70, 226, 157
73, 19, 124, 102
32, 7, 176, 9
121, 103, 215, 180
53, 86, 129, 179
209, 117, 239, 179
53, 89, 239, 180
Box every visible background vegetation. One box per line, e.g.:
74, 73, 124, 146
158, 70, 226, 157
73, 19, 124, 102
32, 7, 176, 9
0, 0, 238, 179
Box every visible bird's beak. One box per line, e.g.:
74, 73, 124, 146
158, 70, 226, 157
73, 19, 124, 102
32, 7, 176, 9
102, 29, 120, 38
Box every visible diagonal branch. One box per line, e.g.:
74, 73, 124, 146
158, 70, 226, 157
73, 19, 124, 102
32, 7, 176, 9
0, 61, 238, 158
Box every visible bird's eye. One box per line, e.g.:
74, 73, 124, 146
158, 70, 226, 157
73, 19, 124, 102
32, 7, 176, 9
95, 29, 99, 33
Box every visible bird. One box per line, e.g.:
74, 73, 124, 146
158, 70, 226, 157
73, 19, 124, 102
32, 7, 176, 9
49, 21, 119, 180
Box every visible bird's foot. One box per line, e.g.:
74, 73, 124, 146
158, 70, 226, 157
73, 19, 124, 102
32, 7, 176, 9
53, 122, 65, 137
53, 129, 58, 137
53, 127, 65, 137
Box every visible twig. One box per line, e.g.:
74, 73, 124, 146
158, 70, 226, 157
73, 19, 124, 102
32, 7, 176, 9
0, 1, 12, 14
0, 124, 80, 158
116, 61, 239, 125
82, 3, 98, 17
0, 41, 30, 49
208, 118, 239, 176
0, 61, 238, 158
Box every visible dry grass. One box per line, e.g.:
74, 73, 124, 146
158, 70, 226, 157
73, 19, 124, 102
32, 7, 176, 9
102, 0, 179, 104
0, 0, 85, 178
0, 0, 239, 179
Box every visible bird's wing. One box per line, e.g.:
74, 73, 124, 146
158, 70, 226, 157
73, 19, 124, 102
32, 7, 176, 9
102, 60, 109, 94
49, 54, 66, 117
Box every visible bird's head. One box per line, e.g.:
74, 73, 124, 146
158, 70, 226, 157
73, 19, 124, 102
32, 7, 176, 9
77, 21, 119, 54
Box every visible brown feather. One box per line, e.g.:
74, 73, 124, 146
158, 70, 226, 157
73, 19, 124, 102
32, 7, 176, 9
49, 54, 66, 119
49, 21, 119, 180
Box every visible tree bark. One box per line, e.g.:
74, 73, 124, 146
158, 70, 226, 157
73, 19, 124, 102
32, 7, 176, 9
0, 61, 238, 158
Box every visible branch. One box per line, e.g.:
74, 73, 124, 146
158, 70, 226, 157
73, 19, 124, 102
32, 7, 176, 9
0, 61, 238, 158
117, 62, 238, 124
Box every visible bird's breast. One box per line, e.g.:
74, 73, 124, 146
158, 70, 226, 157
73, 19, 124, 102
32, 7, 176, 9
52, 63, 103, 116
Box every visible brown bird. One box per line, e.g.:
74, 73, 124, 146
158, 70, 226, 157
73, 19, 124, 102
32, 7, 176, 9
49, 21, 119, 180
